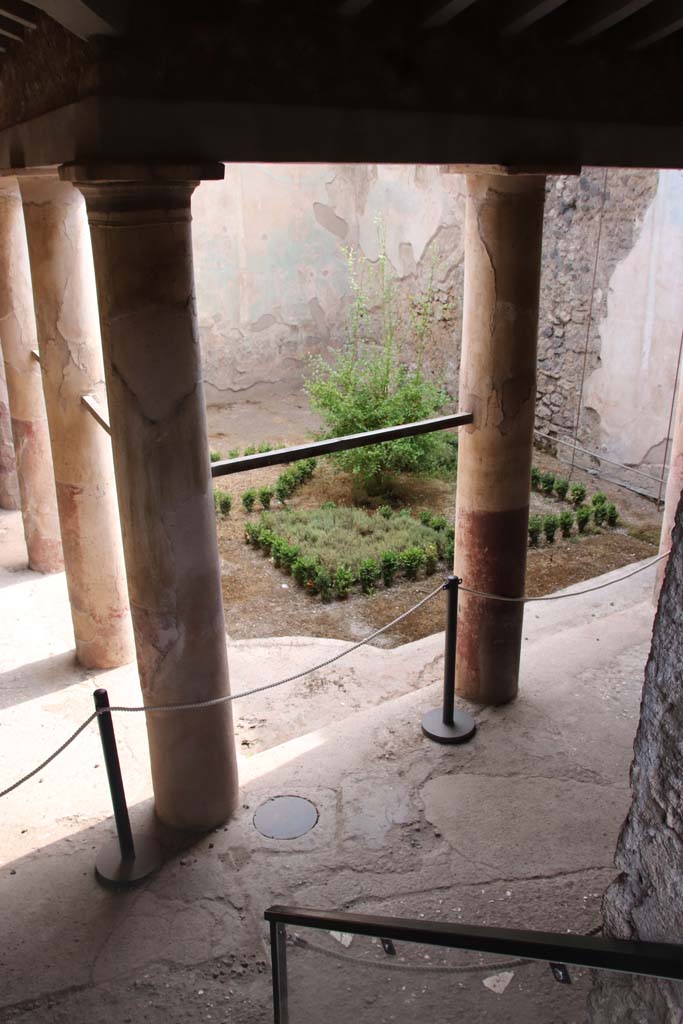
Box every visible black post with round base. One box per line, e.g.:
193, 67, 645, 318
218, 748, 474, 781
93, 688, 163, 886
422, 576, 477, 744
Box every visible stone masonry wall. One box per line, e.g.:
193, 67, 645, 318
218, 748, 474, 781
588, 494, 683, 1020
191, 164, 682, 487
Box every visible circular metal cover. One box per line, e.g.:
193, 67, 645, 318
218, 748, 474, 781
253, 795, 318, 839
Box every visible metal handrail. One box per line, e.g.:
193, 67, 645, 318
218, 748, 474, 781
210, 412, 472, 477
265, 904, 683, 982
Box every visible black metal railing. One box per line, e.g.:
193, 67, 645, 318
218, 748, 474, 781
210, 412, 473, 477
265, 905, 683, 1023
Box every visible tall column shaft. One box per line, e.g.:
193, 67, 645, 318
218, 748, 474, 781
64, 164, 238, 831
655, 376, 683, 598
455, 173, 546, 705
0, 352, 19, 509
19, 176, 133, 668
0, 182, 62, 570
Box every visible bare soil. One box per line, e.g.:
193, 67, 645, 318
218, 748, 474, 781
210, 413, 662, 648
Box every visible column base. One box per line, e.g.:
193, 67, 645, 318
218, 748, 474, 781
95, 835, 163, 887
421, 707, 476, 744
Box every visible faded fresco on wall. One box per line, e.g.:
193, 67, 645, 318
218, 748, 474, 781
191, 163, 683, 486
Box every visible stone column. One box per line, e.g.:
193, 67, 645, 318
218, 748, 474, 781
62, 163, 238, 832
455, 173, 546, 705
19, 174, 133, 668
0, 181, 62, 570
654, 375, 683, 599
0, 351, 19, 509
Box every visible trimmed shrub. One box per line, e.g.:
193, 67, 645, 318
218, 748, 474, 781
424, 543, 438, 575
378, 505, 394, 520
213, 490, 232, 517
359, 557, 380, 594
543, 513, 560, 543
241, 489, 257, 513
528, 515, 542, 546
569, 482, 586, 507
258, 486, 274, 510
228, 448, 240, 459
530, 466, 541, 490
420, 510, 434, 527
554, 477, 569, 501
605, 502, 619, 528
315, 565, 333, 602
591, 492, 608, 508
244, 520, 261, 545
593, 503, 607, 528
333, 565, 355, 599
430, 515, 449, 532
292, 556, 319, 589
244, 445, 257, 456
380, 550, 399, 587
258, 441, 274, 453
540, 472, 556, 496
210, 449, 222, 463
576, 506, 591, 533
399, 546, 425, 579
559, 509, 574, 538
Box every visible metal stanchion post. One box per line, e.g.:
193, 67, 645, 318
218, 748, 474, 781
93, 688, 162, 886
421, 576, 476, 744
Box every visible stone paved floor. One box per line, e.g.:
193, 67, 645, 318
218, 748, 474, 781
0, 507, 658, 1023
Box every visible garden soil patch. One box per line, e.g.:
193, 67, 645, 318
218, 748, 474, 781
211, 422, 662, 649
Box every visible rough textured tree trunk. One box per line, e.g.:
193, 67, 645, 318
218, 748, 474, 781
589, 491, 683, 1021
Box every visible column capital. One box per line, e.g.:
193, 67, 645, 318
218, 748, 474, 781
59, 162, 225, 185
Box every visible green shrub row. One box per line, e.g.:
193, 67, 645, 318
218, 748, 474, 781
240, 458, 317, 514
210, 442, 276, 462
213, 490, 233, 517
244, 505, 453, 601
528, 497, 618, 546
530, 467, 588, 506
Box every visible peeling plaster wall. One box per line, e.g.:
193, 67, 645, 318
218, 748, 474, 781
191, 164, 466, 405
191, 164, 682, 486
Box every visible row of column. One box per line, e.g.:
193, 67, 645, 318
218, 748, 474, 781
0, 164, 680, 831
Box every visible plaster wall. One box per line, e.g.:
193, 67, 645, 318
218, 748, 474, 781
191, 164, 683, 489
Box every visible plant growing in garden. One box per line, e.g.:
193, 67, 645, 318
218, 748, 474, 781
304, 231, 452, 495
228, 448, 240, 459
258, 442, 274, 453
258, 486, 274, 510
530, 466, 541, 490
244, 445, 257, 456
569, 482, 586, 506
543, 513, 560, 543
559, 509, 574, 537
213, 490, 232, 516
210, 449, 222, 463
593, 503, 607, 527
554, 477, 569, 501
605, 502, 619, 527
576, 506, 591, 533
378, 505, 393, 520
399, 546, 425, 579
424, 543, 438, 575
591, 492, 608, 508
380, 550, 399, 586
540, 472, 556, 496
315, 565, 333, 602
359, 558, 381, 594
241, 489, 257, 513
528, 515, 542, 546
333, 565, 355, 599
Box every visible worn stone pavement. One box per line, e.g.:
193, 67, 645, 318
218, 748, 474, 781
0, 507, 659, 1023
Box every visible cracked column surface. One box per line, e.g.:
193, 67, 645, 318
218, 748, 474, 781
63, 163, 238, 831
455, 173, 546, 705
0, 345, 19, 509
0, 181, 62, 568
655, 376, 683, 599
18, 175, 133, 667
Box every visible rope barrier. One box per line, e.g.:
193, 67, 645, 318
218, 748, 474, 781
459, 550, 668, 604
0, 582, 446, 799
0, 551, 670, 799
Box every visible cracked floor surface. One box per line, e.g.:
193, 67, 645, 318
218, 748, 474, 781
0, 506, 658, 1023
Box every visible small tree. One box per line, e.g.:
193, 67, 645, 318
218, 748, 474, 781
528, 515, 542, 546
569, 482, 586, 507
559, 509, 574, 537
543, 513, 560, 543
554, 477, 569, 501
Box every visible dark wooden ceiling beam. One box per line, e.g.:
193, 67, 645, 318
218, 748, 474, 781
500, 0, 571, 37
628, 0, 683, 49
567, 0, 658, 45
422, 0, 480, 29
0, 0, 36, 27
0, 13, 24, 39
338, 0, 375, 15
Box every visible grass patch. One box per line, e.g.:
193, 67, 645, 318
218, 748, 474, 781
245, 505, 453, 600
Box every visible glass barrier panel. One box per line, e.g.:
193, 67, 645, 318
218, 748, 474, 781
279, 923, 683, 1024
